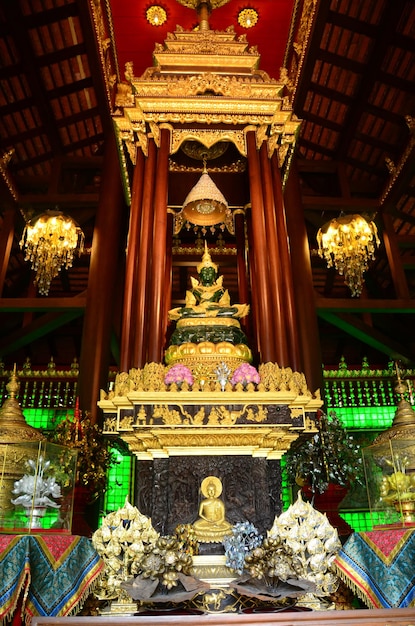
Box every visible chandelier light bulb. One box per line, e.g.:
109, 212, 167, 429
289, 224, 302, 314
20, 210, 84, 295
237, 8, 259, 29
146, 5, 167, 26
317, 214, 380, 297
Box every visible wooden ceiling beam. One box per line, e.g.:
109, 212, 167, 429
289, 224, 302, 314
316, 49, 365, 74
301, 196, 379, 211
336, 2, 406, 159
316, 298, 415, 314
37, 43, 86, 67
293, 0, 332, 111
22, 2, 78, 28
45, 77, 94, 100
0, 296, 86, 312
2, 3, 64, 155
0, 309, 84, 357
300, 111, 343, 132
326, 10, 378, 37
317, 311, 414, 363
19, 193, 100, 208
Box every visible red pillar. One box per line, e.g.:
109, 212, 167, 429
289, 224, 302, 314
78, 132, 126, 421
133, 138, 157, 367
120, 147, 145, 372
245, 208, 260, 361
234, 209, 251, 341
163, 210, 174, 345
270, 152, 302, 371
148, 128, 170, 363
283, 158, 322, 394
246, 131, 275, 363
259, 143, 289, 366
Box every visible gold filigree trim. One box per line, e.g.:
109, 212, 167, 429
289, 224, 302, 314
171, 129, 247, 157
99, 362, 320, 398
169, 159, 246, 173
176, 318, 240, 328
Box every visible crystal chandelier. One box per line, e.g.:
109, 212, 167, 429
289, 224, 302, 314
317, 214, 380, 297
20, 210, 84, 295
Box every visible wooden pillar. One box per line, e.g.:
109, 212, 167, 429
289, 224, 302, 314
283, 158, 322, 394
234, 209, 251, 340
245, 208, 260, 361
120, 147, 145, 372
246, 131, 274, 363
270, 152, 302, 371
259, 143, 289, 366
381, 212, 409, 299
78, 131, 125, 421
148, 128, 170, 364
133, 138, 157, 367
0, 209, 15, 296
163, 210, 174, 343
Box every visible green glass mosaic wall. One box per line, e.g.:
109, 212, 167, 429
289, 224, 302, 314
102, 448, 134, 518
329, 406, 396, 430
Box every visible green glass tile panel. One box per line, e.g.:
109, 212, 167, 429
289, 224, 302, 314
24, 408, 74, 431
280, 457, 292, 512
339, 511, 373, 533
326, 406, 395, 430
101, 448, 133, 519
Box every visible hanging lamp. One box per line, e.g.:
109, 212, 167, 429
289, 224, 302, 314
20, 209, 84, 295
317, 214, 380, 297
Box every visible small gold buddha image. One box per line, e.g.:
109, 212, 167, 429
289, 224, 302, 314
192, 475, 232, 543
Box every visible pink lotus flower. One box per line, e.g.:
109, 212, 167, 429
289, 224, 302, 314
231, 363, 260, 386
165, 364, 194, 386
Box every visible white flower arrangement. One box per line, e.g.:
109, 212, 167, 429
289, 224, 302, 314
12, 456, 62, 511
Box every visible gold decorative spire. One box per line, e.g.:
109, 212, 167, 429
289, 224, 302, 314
0, 366, 44, 443
197, 241, 218, 273
189, 0, 232, 31
372, 364, 415, 445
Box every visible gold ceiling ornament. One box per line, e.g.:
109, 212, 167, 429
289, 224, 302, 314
175, 0, 231, 9
181, 140, 229, 161
317, 214, 380, 297
146, 5, 167, 27
237, 8, 259, 29
19, 210, 85, 296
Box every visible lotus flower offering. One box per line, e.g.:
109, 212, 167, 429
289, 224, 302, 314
269, 491, 341, 596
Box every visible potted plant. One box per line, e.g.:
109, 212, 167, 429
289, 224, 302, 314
284, 410, 364, 533
48, 402, 116, 534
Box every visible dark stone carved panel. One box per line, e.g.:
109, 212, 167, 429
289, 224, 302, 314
134, 456, 282, 536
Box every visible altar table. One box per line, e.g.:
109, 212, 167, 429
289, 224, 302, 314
0, 534, 103, 624
334, 528, 415, 609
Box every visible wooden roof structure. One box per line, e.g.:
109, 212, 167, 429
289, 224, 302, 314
0, 0, 414, 372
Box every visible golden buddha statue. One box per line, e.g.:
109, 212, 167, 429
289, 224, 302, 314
193, 476, 232, 543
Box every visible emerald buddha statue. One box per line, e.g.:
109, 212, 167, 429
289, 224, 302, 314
165, 243, 252, 372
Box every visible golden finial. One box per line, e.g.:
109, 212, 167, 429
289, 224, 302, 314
6, 364, 19, 399
197, 241, 218, 273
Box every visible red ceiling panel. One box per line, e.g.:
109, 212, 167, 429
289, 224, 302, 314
108, 0, 295, 80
